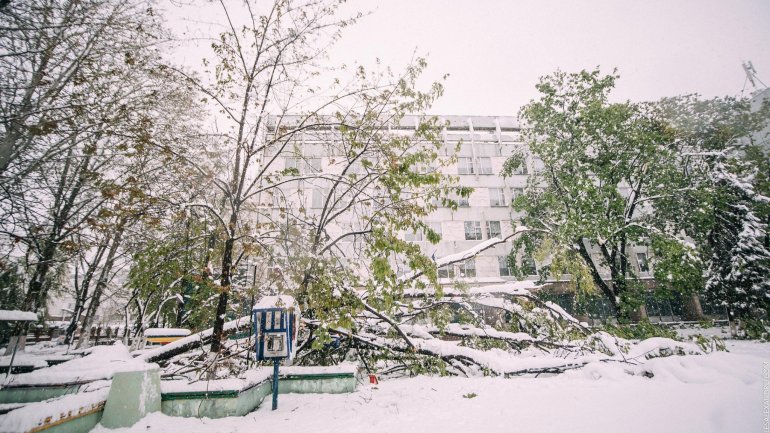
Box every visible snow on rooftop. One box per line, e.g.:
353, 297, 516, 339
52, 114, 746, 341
404, 280, 538, 298
280, 363, 358, 376
143, 328, 191, 337
4, 343, 154, 386
0, 310, 37, 322
253, 295, 298, 310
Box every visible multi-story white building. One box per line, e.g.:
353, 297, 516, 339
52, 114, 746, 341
261, 114, 695, 323
262, 115, 531, 281
262, 115, 656, 283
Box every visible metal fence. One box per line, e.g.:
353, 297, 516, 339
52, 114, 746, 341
540, 291, 727, 325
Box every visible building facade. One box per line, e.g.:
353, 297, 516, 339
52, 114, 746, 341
264, 116, 653, 293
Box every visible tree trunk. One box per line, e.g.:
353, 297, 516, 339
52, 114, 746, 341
22, 238, 58, 313
576, 240, 617, 310
682, 294, 705, 321
64, 245, 108, 344
210, 231, 235, 353
23, 149, 92, 319
77, 221, 125, 348
3, 335, 26, 356
629, 304, 648, 322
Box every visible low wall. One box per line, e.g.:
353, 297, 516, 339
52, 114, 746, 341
278, 372, 356, 394
160, 365, 357, 418
26, 405, 104, 433
0, 387, 108, 433
161, 379, 273, 418
0, 382, 84, 404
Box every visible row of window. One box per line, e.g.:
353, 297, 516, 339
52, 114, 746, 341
452, 187, 526, 208
285, 157, 365, 175
457, 157, 528, 175
283, 156, 532, 177
436, 256, 538, 279
463, 220, 501, 240
274, 187, 527, 210
404, 220, 504, 242
434, 253, 647, 280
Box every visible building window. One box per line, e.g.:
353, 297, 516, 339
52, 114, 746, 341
511, 187, 525, 200
637, 253, 649, 273
285, 157, 300, 172
460, 259, 476, 278
464, 221, 483, 240
521, 257, 537, 276
532, 157, 544, 173
427, 221, 442, 239
405, 230, 423, 242
438, 264, 455, 279
270, 191, 282, 207
326, 142, 342, 157
458, 157, 474, 175
512, 161, 528, 175
486, 221, 501, 239
414, 163, 430, 174
489, 188, 506, 207
498, 256, 512, 277
477, 143, 500, 157
447, 192, 469, 208
307, 157, 322, 173
458, 194, 469, 207
478, 157, 493, 175
311, 188, 327, 209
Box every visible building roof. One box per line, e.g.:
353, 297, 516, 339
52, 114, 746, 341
0, 310, 37, 322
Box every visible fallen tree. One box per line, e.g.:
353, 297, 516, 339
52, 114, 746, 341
139, 315, 252, 364
143, 237, 721, 383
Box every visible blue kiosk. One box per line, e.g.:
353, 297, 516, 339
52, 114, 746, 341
252, 295, 300, 410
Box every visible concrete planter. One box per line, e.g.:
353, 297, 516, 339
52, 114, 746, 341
0, 388, 108, 433
0, 382, 85, 404
278, 372, 356, 394
22, 402, 105, 433
160, 365, 357, 419
161, 379, 273, 418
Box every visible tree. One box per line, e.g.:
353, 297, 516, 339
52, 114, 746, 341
123, 210, 222, 339
265, 75, 461, 353
0, 1, 206, 349
164, 0, 466, 354
0, 0, 164, 187
1, 0, 173, 315
655, 94, 770, 324
505, 69, 695, 320
705, 163, 770, 324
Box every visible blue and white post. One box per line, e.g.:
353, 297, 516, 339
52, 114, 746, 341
252, 295, 300, 411
272, 359, 280, 410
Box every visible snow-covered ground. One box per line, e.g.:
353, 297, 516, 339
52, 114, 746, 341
92, 340, 770, 433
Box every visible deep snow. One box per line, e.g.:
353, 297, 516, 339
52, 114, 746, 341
91, 340, 770, 433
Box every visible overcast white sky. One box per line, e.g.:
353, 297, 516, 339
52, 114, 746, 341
166, 0, 770, 117
326, 0, 770, 115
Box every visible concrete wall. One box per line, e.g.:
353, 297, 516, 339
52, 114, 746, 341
0, 384, 81, 404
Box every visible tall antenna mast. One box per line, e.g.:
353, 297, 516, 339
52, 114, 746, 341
742, 61, 767, 93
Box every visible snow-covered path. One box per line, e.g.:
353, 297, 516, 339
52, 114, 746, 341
94, 341, 770, 433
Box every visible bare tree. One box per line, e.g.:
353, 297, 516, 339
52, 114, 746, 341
1, 0, 203, 326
